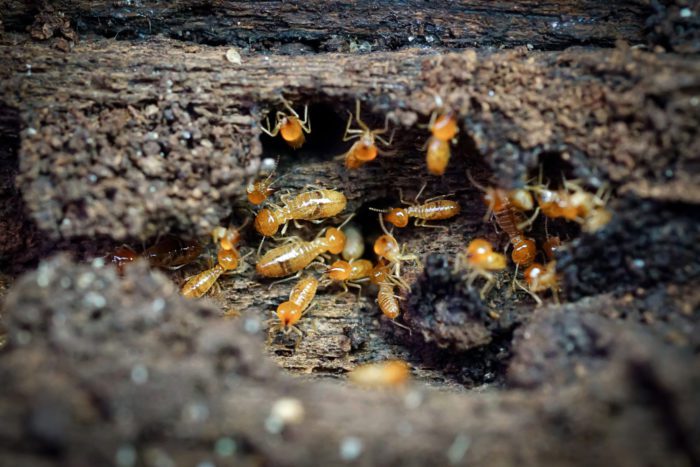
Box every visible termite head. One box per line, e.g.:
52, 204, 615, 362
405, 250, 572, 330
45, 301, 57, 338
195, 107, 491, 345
466, 238, 493, 263
431, 112, 458, 141
247, 182, 273, 205
327, 260, 352, 281
482, 252, 507, 270
255, 208, 279, 236
370, 260, 390, 285
524, 262, 545, 287
276, 301, 303, 329
373, 234, 399, 260
384, 208, 409, 228
354, 135, 378, 162
325, 227, 346, 255
218, 248, 240, 271
279, 115, 302, 143
511, 236, 536, 266
107, 245, 137, 275
483, 188, 508, 212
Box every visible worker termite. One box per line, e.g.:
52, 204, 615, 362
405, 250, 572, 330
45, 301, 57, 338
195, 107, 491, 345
373, 214, 420, 277
267, 275, 318, 345
455, 238, 507, 298
369, 260, 410, 326
348, 360, 410, 388
181, 248, 243, 298
425, 109, 458, 176
256, 215, 353, 279
322, 259, 373, 296
260, 98, 311, 149
467, 171, 537, 268
533, 177, 611, 232
340, 99, 394, 169
247, 157, 284, 206
521, 260, 560, 306
374, 184, 460, 229
211, 221, 248, 251
254, 188, 347, 237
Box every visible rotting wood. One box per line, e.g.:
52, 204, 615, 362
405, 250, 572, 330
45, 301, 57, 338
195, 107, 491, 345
1, 35, 698, 245
2, 1, 652, 51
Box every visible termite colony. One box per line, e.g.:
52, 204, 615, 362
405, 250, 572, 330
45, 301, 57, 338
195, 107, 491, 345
106, 96, 613, 357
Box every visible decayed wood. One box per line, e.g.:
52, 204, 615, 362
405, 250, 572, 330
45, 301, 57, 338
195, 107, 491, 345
2, 1, 651, 51
2, 35, 699, 245
1, 257, 698, 466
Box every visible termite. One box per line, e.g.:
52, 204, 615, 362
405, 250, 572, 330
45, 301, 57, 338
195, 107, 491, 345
247, 157, 283, 206
322, 259, 373, 295
267, 275, 318, 344
254, 189, 347, 237
467, 171, 537, 267
534, 177, 611, 232
181, 248, 242, 298
341, 224, 365, 261
340, 99, 394, 169
211, 221, 248, 251
455, 238, 507, 298
375, 183, 460, 229
369, 259, 410, 325
521, 260, 560, 306
348, 360, 410, 388
425, 109, 458, 176
142, 236, 203, 269
256, 224, 348, 278
373, 214, 420, 277
260, 98, 310, 149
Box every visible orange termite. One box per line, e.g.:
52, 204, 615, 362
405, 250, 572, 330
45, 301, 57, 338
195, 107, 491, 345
142, 236, 203, 269
211, 221, 248, 251
181, 248, 241, 298
254, 189, 347, 237
456, 238, 507, 298
373, 215, 420, 277
268, 275, 318, 343
425, 110, 458, 176
260, 98, 310, 149
256, 227, 347, 278
522, 260, 560, 306
370, 259, 410, 324
348, 360, 410, 388
323, 259, 373, 295
340, 99, 393, 169
247, 157, 282, 206
467, 171, 536, 267
377, 282, 402, 319
379, 184, 460, 228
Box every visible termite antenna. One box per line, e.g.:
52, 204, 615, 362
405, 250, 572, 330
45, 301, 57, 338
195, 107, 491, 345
337, 212, 356, 231
466, 168, 489, 192
378, 212, 393, 236
368, 207, 390, 214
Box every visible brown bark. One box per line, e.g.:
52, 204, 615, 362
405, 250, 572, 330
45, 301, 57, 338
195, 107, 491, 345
2, 1, 651, 51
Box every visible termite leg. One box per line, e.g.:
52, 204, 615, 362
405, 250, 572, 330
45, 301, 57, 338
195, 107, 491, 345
267, 270, 303, 290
